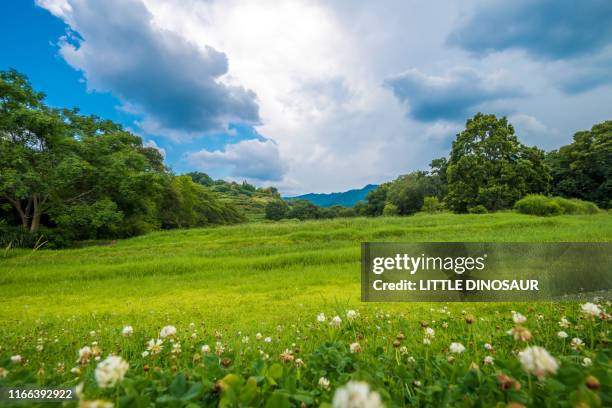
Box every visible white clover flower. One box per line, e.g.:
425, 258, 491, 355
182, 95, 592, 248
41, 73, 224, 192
346, 310, 358, 321
317, 313, 326, 323
77, 346, 92, 364
449, 342, 466, 354
94, 355, 129, 388
570, 337, 584, 350
89, 331, 96, 337
424, 327, 435, 339
483, 356, 494, 365
407, 356, 416, 363
70, 366, 80, 375
201, 344, 210, 353
159, 326, 177, 338
350, 342, 362, 353
330, 316, 342, 328
318, 376, 331, 390
10, 355, 22, 364
256, 332, 263, 340
557, 331, 568, 339
215, 341, 225, 355
558, 317, 570, 328
413, 380, 422, 387
264, 337, 272, 343
582, 357, 592, 367
242, 336, 249, 344
332, 381, 384, 408
0, 367, 8, 379
518, 346, 558, 378
581, 302, 602, 318
423, 338, 431, 345
512, 312, 527, 324
122, 326, 133, 337
399, 346, 408, 355
442, 322, 449, 329
484, 343, 493, 350
146, 339, 163, 355
36, 344, 44, 352
141, 351, 149, 358
171, 342, 181, 354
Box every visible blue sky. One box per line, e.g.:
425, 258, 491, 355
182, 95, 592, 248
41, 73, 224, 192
2, 0, 611, 194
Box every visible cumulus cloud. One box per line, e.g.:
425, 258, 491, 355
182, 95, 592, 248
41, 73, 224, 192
448, 0, 612, 60
36, 0, 259, 135
384, 67, 523, 122
186, 139, 286, 182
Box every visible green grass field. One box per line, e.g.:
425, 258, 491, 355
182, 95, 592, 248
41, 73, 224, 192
0, 213, 610, 407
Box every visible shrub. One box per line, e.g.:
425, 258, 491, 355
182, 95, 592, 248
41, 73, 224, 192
422, 196, 443, 213
551, 197, 599, 215
514, 195, 562, 216
382, 203, 398, 216
467, 205, 488, 214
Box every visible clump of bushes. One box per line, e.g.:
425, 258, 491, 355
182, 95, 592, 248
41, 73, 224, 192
514, 195, 599, 216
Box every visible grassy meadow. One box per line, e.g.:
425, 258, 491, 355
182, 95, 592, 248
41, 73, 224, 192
0, 213, 611, 407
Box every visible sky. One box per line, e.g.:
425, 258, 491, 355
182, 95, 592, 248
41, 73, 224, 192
1, 0, 611, 195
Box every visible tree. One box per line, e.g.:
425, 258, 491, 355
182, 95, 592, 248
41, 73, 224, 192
386, 171, 440, 215
265, 200, 289, 220
445, 113, 550, 212
547, 121, 611, 208
286, 200, 320, 220
363, 184, 389, 216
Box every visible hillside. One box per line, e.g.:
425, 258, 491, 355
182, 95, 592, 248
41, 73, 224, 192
285, 183, 377, 207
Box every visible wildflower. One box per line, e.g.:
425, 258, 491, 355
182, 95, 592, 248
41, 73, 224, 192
122, 326, 133, 337
89, 331, 96, 337
330, 316, 342, 328
581, 302, 602, 318
350, 342, 362, 353
94, 356, 129, 388
255, 332, 263, 340
442, 322, 449, 329
0, 367, 8, 378
399, 346, 408, 355
464, 314, 475, 324
215, 342, 225, 355
570, 338, 584, 351
242, 336, 249, 344
484, 343, 493, 350
484, 356, 494, 365
295, 358, 305, 367
449, 342, 466, 354
512, 312, 527, 324
582, 357, 592, 367
317, 313, 326, 323
518, 346, 558, 378
498, 373, 521, 391
146, 339, 163, 355
407, 356, 416, 363
346, 310, 358, 321
36, 344, 44, 352
319, 376, 331, 390
280, 349, 294, 363
423, 338, 431, 345
424, 327, 435, 339
159, 326, 177, 338
201, 344, 210, 353
264, 337, 272, 343
557, 331, 568, 339
558, 317, 570, 328
332, 381, 384, 408
10, 355, 23, 364
141, 351, 149, 358
413, 380, 422, 387
77, 346, 92, 365
511, 327, 532, 342
70, 366, 80, 375
171, 342, 181, 354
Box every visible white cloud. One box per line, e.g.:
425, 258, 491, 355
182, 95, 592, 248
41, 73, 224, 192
186, 139, 286, 182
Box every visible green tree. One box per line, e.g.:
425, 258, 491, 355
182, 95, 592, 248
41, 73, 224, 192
386, 171, 440, 215
445, 113, 550, 212
363, 184, 389, 216
265, 200, 289, 220
547, 120, 611, 208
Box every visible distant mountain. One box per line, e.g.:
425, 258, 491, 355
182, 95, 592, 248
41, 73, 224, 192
284, 184, 378, 208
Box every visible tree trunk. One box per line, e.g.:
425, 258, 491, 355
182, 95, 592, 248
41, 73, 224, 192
4, 196, 28, 229
30, 195, 42, 232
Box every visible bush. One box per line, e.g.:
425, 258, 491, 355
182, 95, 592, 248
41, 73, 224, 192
382, 203, 398, 216
551, 197, 599, 215
514, 195, 563, 216
422, 196, 443, 213
515, 195, 600, 216
467, 205, 488, 214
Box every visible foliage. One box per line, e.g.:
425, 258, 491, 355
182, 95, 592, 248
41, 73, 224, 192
0, 70, 241, 247
515, 195, 600, 216
445, 113, 551, 213
265, 200, 289, 221
421, 196, 443, 213
467, 204, 488, 214
547, 120, 612, 208
382, 202, 398, 216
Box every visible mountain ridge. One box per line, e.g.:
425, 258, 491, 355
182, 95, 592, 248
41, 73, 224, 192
284, 184, 378, 208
